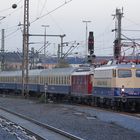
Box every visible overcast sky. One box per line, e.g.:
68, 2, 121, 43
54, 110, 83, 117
0, 0, 140, 56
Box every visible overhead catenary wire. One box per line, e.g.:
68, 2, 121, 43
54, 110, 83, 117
119, 33, 140, 57
47, 13, 65, 33
122, 29, 140, 32
0, 0, 23, 41
123, 17, 140, 28
34, 0, 65, 33
0, 0, 22, 13
2, 25, 20, 31
0, 0, 72, 49
5, 28, 20, 38
121, 33, 140, 47
3, 5, 23, 20
0, 28, 21, 41
31, 0, 73, 24
39, 0, 48, 17
1, 0, 72, 43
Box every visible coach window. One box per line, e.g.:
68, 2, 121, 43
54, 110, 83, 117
66, 76, 68, 84
41, 77, 43, 83
48, 77, 49, 84
46, 77, 48, 84
63, 76, 65, 84
59, 77, 61, 84
54, 76, 56, 85
51, 77, 53, 84
53, 77, 55, 84
136, 70, 140, 77
61, 77, 63, 84
55, 77, 57, 84
2, 77, 4, 82
52, 77, 53, 84
64, 76, 66, 85
113, 69, 116, 77
65, 77, 67, 84
118, 69, 132, 78
61, 76, 64, 85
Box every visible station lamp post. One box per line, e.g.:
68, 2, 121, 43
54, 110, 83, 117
42, 25, 50, 56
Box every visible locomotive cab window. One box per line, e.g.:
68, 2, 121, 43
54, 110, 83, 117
118, 69, 132, 78
136, 70, 140, 77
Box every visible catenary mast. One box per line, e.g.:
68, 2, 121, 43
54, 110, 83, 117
113, 8, 123, 60
22, 0, 29, 96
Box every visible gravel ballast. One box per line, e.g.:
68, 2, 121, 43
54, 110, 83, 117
0, 97, 140, 140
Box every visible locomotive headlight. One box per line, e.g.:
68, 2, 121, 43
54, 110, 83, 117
121, 85, 125, 96
132, 64, 135, 68
121, 87, 125, 92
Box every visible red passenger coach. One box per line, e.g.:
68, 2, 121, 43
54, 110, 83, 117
71, 68, 94, 97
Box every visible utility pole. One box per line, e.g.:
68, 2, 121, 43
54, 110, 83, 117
60, 35, 65, 58
82, 20, 91, 56
42, 25, 49, 56
58, 44, 61, 61
1, 29, 5, 71
30, 47, 35, 69
113, 8, 123, 59
22, 0, 29, 97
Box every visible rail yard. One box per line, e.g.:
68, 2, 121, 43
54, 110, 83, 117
0, 1, 140, 139
0, 96, 140, 140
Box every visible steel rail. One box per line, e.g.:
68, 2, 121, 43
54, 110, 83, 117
0, 106, 83, 140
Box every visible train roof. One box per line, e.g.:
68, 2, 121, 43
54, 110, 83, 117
72, 67, 94, 75
94, 63, 140, 71
40, 67, 76, 76
0, 68, 76, 77
28, 69, 44, 76
0, 69, 44, 77
0, 71, 21, 76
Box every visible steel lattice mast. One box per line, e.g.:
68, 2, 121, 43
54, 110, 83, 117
113, 8, 123, 59
22, 0, 29, 96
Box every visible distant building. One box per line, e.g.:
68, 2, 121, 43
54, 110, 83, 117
0, 52, 114, 71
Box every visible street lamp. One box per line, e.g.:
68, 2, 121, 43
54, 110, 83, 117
42, 25, 50, 56
82, 20, 91, 56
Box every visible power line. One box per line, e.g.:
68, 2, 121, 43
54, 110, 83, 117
4, 5, 23, 19
121, 33, 140, 46
0, 28, 21, 42
122, 29, 140, 32
31, 0, 73, 24
5, 28, 20, 38
39, 0, 48, 17
0, 7, 11, 13
124, 17, 140, 27
0, 0, 22, 13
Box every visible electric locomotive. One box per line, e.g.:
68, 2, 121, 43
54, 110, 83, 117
93, 63, 140, 111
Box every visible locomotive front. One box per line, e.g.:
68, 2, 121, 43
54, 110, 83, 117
93, 64, 140, 111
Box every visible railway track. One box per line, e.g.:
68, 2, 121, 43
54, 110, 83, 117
74, 103, 140, 119
0, 106, 83, 140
